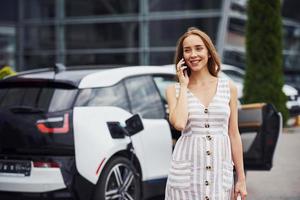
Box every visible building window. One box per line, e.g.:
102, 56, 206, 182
23, 54, 55, 68
65, 0, 139, 17
65, 22, 139, 49
16, 0, 225, 69
24, 0, 55, 19
149, 18, 220, 47
24, 26, 55, 51
149, 0, 222, 12
150, 52, 174, 65
66, 53, 138, 66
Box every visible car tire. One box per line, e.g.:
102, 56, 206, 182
93, 156, 141, 200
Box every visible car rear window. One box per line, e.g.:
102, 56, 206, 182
0, 87, 77, 112
75, 81, 130, 111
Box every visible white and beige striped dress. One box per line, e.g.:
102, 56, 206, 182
165, 78, 234, 200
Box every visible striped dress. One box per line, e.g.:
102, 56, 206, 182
165, 78, 234, 200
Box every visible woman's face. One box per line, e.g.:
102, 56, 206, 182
182, 34, 210, 72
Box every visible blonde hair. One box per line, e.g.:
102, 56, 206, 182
174, 27, 221, 77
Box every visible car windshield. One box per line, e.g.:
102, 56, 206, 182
0, 87, 77, 112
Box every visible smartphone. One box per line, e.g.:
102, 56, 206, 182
182, 58, 191, 76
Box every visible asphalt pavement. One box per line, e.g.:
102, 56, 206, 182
246, 127, 300, 200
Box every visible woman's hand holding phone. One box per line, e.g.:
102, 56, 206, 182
176, 58, 189, 87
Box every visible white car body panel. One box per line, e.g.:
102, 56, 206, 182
73, 106, 173, 184
73, 106, 133, 184
0, 166, 66, 192
79, 66, 175, 89
136, 119, 173, 180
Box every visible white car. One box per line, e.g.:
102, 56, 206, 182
0, 65, 281, 199
221, 64, 300, 117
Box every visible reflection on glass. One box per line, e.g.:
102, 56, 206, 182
285, 74, 300, 91
222, 70, 244, 83
125, 76, 164, 119
228, 18, 245, 35
0, 87, 76, 112
153, 76, 176, 101
65, 23, 138, 49
49, 89, 78, 112
23, 0, 55, 19
149, 18, 220, 47
24, 26, 55, 51
230, 0, 247, 13
0, 26, 16, 67
150, 52, 174, 65
75, 83, 130, 112
66, 53, 138, 66
283, 54, 300, 70
149, 0, 221, 12
23, 54, 55, 69
282, 1, 300, 21
223, 51, 245, 69
283, 26, 300, 51
65, 0, 138, 16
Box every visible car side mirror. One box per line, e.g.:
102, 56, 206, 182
125, 114, 144, 136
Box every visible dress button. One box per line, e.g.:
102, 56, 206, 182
205, 123, 210, 128
206, 150, 211, 155
206, 166, 212, 170
205, 180, 209, 186
206, 135, 212, 140
205, 196, 209, 200
204, 108, 208, 114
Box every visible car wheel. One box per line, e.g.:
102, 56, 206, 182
93, 156, 141, 200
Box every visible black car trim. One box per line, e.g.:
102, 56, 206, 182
0, 78, 77, 89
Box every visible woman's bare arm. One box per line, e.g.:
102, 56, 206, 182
165, 84, 189, 131
228, 80, 247, 199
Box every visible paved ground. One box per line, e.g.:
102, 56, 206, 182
246, 127, 300, 200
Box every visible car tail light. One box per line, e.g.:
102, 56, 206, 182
36, 113, 69, 134
33, 161, 60, 168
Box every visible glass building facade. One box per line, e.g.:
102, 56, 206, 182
12, 0, 227, 70
0, 0, 17, 68
0, 0, 299, 88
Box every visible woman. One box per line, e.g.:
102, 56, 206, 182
165, 27, 247, 200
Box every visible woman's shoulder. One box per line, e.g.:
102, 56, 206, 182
165, 83, 180, 98
166, 83, 179, 92
227, 79, 237, 90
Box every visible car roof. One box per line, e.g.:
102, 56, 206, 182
79, 66, 176, 88
3, 66, 177, 89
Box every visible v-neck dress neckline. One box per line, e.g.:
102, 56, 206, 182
187, 78, 220, 109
